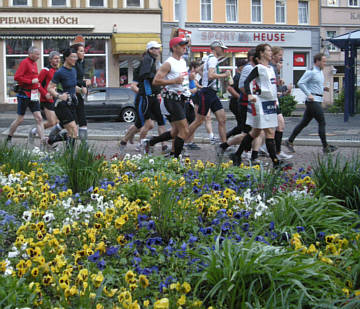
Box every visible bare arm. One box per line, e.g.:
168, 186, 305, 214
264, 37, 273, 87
208, 67, 229, 80
47, 81, 68, 101
130, 82, 139, 94
153, 62, 183, 86
227, 85, 240, 99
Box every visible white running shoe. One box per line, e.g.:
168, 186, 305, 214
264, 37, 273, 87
241, 151, 251, 160
209, 136, 218, 145
258, 144, 268, 157
28, 127, 37, 145
277, 151, 293, 160
140, 139, 151, 154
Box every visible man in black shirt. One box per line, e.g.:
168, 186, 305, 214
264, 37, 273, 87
119, 41, 167, 154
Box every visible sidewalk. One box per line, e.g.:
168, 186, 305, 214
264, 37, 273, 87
1, 111, 360, 147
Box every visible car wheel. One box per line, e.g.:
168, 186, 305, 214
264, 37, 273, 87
121, 107, 136, 123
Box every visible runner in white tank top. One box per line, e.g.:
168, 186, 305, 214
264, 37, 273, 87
142, 37, 191, 158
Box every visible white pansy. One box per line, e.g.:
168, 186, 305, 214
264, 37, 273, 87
22, 211, 32, 222
124, 154, 131, 160
149, 159, 154, 165
43, 212, 55, 223
8, 246, 19, 258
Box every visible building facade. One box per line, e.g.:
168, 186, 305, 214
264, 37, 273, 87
0, 0, 161, 104
161, 0, 321, 102
321, 0, 360, 105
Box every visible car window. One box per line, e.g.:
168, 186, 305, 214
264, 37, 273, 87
109, 89, 130, 100
87, 90, 106, 101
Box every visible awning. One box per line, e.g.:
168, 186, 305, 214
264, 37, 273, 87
112, 33, 161, 54
0, 33, 111, 40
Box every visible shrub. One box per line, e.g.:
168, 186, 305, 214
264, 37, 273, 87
312, 153, 360, 210
327, 91, 345, 113
279, 95, 297, 117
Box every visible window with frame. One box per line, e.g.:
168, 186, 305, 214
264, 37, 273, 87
174, 0, 180, 21
276, 0, 286, 24
226, 0, 237, 22
327, 0, 338, 6
201, 0, 212, 21
50, 0, 67, 6
12, 0, 30, 5
6, 40, 33, 98
348, 0, 358, 6
89, 0, 105, 7
252, 0, 262, 23
298, 1, 309, 24
84, 40, 107, 88
126, 0, 142, 7
326, 31, 337, 51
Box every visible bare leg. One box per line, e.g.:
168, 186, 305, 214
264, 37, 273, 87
8, 114, 25, 137
33, 111, 45, 140
214, 109, 227, 143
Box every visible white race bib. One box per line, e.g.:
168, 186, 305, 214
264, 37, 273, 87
30, 89, 39, 101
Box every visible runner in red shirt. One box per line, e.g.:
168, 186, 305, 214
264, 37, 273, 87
7, 46, 46, 150
28, 51, 61, 145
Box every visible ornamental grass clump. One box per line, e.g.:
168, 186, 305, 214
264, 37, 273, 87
193, 238, 344, 309
56, 142, 107, 193
312, 153, 360, 210
0, 141, 38, 174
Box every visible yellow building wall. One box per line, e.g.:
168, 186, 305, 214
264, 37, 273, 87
161, 0, 319, 26
187, 0, 200, 22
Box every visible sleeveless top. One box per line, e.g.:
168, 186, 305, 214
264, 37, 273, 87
164, 56, 191, 97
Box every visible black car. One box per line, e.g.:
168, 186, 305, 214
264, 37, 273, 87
84, 87, 137, 122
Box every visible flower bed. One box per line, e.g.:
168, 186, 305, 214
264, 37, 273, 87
0, 145, 359, 308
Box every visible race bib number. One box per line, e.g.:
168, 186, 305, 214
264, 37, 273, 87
31, 89, 39, 101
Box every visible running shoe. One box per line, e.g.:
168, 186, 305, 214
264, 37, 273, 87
323, 145, 338, 154
258, 144, 269, 157
140, 139, 151, 154
229, 153, 242, 167
284, 140, 295, 153
28, 127, 36, 145
277, 151, 293, 160
161, 145, 170, 154
209, 136, 218, 144
215, 143, 225, 157
241, 151, 251, 160
186, 142, 201, 150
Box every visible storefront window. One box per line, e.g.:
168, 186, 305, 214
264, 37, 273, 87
84, 56, 106, 87
5, 40, 32, 99
85, 40, 106, 54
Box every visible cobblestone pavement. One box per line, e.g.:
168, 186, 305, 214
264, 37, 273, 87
9, 137, 359, 171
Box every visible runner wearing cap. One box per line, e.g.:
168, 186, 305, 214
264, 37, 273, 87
142, 37, 191, 158
186, 40, 230, 156
119, 41, 167, 155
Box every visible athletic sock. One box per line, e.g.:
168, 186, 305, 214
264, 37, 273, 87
149, 131, 172, 146
220, 142, 229, 150
120, 141, 127, 146
235, 133, 254, 157
265, 138, 278, 165
6, 135, 12, 142
174, 136, 185, 158
251, 150, 258, 160
275, 131, 283, 154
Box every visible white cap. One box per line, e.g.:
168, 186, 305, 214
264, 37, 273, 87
146, 41, 162, 50
210, 40, 228, 49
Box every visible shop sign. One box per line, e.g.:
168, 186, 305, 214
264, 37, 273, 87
0, 16, 79, 25
294, 53, 306, 67
190, 29, 312, 48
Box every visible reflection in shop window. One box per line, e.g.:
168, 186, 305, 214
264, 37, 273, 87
84, 56, 106, 88
12, 0, 31, 5
126, 0, 142, 7
5, 39, 32, 99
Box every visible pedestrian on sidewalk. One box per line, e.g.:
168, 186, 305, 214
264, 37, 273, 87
6, 46, 46, 149
143, 37, 191, 158
285, 53, 337, 154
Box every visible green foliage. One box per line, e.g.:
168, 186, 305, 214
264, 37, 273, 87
327, 91, 345, 113
122, 181, 151, 202
264, 194, 355, 242
312, 153, 360, 210
56, 142, 107, 193
279, 94, 297, 117
0, 276, 36, 308
193, 238, 343, 309
0, 141, 38, 174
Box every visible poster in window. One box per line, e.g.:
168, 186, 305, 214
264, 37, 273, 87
293, 53, 306, 67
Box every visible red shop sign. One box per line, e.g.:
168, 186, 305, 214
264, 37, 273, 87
293, 53, 306, 67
